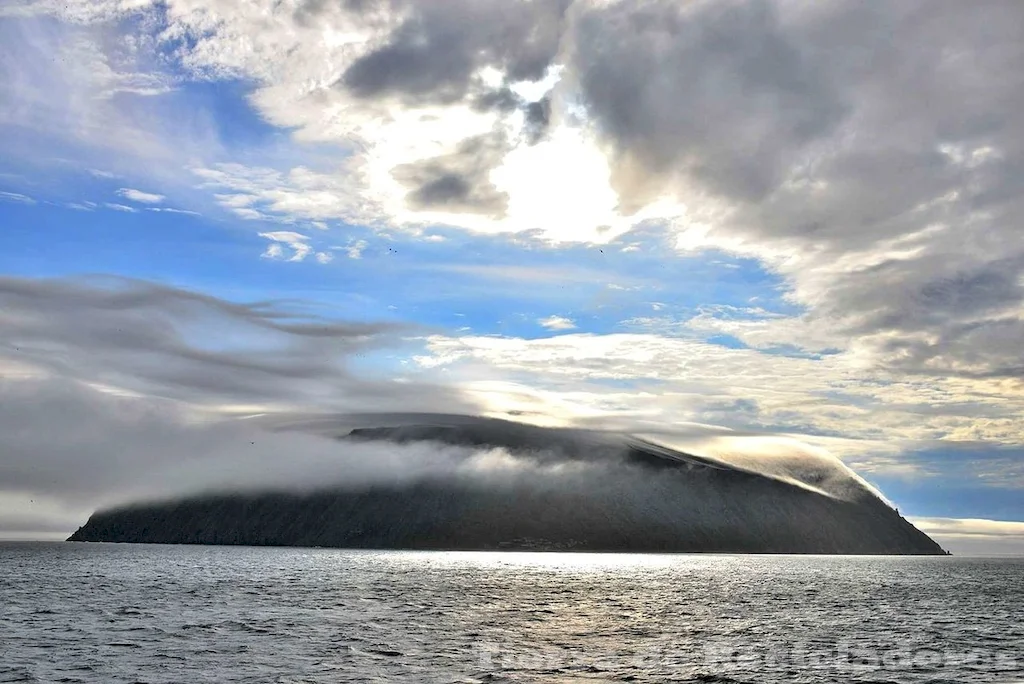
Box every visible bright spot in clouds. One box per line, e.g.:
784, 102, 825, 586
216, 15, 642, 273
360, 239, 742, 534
117, 188, 165, 204
538, 316, 577, 331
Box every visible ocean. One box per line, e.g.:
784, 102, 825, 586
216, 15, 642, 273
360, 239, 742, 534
1, 543, 1021, 683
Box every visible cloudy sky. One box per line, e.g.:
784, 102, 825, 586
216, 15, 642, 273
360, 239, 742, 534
1, 0, 1023, 554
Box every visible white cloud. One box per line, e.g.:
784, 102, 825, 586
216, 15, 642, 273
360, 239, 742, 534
194, 162, 372, 225
0, 0, 157, 24
345, 239, 367, 259
258, 230, 312, 262
146, 207, 200, 216
659, 307, 844, 356
538, 315, 576, 331
0, 21, 220, 196
414, 332, 1024, 460
441, 263, 636, 289
909, 517, 1024, 556
67, 201, 97, 211
117, 187, 165, 204
911, 517, 1024, 539
104, 202, 138, 212
261, 242, 284, 260
315, 251, 334, 264
0, 191, 36, 204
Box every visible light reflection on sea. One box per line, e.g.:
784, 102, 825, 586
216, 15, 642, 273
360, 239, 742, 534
1, 543, 1021, 683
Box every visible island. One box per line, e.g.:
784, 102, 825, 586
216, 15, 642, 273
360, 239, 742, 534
68, 416, 946, 554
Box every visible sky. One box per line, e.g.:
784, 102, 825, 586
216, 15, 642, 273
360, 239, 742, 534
1, 0, 1023, 554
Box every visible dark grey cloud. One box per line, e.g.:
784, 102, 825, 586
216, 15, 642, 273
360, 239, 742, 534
570, 0, 847, 206
805, 253, 1024, 378
881, 318, 1024, 380
522, 93, 551, 144
570, 0, 1024, 224
0, 275, 477, 412
391, 133, 509, 215
341, 0, 569, 105
567, 0, 1024, 379
473, 86, 520, 114
472, 88, 552, 144
846, 258, 1024, 331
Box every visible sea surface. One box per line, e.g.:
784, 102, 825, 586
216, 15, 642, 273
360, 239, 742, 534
1, 543, 1021, 683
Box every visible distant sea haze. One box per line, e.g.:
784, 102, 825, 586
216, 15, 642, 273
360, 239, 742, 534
2, 543, 1022, 683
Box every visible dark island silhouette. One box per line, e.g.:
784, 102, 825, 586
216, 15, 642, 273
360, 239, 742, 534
68, 416, 946, 554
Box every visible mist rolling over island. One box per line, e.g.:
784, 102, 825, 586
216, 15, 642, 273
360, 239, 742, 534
68, 416, 945, 555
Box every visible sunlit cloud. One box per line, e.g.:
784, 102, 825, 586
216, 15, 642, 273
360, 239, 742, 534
538, 315, 576, 331
117, 187, 165, 204
104, 202, 138, 213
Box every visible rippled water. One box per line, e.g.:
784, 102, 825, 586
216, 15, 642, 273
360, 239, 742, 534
1, 543, 1022, 683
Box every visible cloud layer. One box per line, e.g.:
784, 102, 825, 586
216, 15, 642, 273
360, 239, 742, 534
909, 517, 1024, 556
2, 1, 1024, 548
0, 275, 473, 413
6, 0, 1022, 387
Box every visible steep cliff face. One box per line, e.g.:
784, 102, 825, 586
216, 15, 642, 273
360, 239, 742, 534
68, 417, 946, 554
